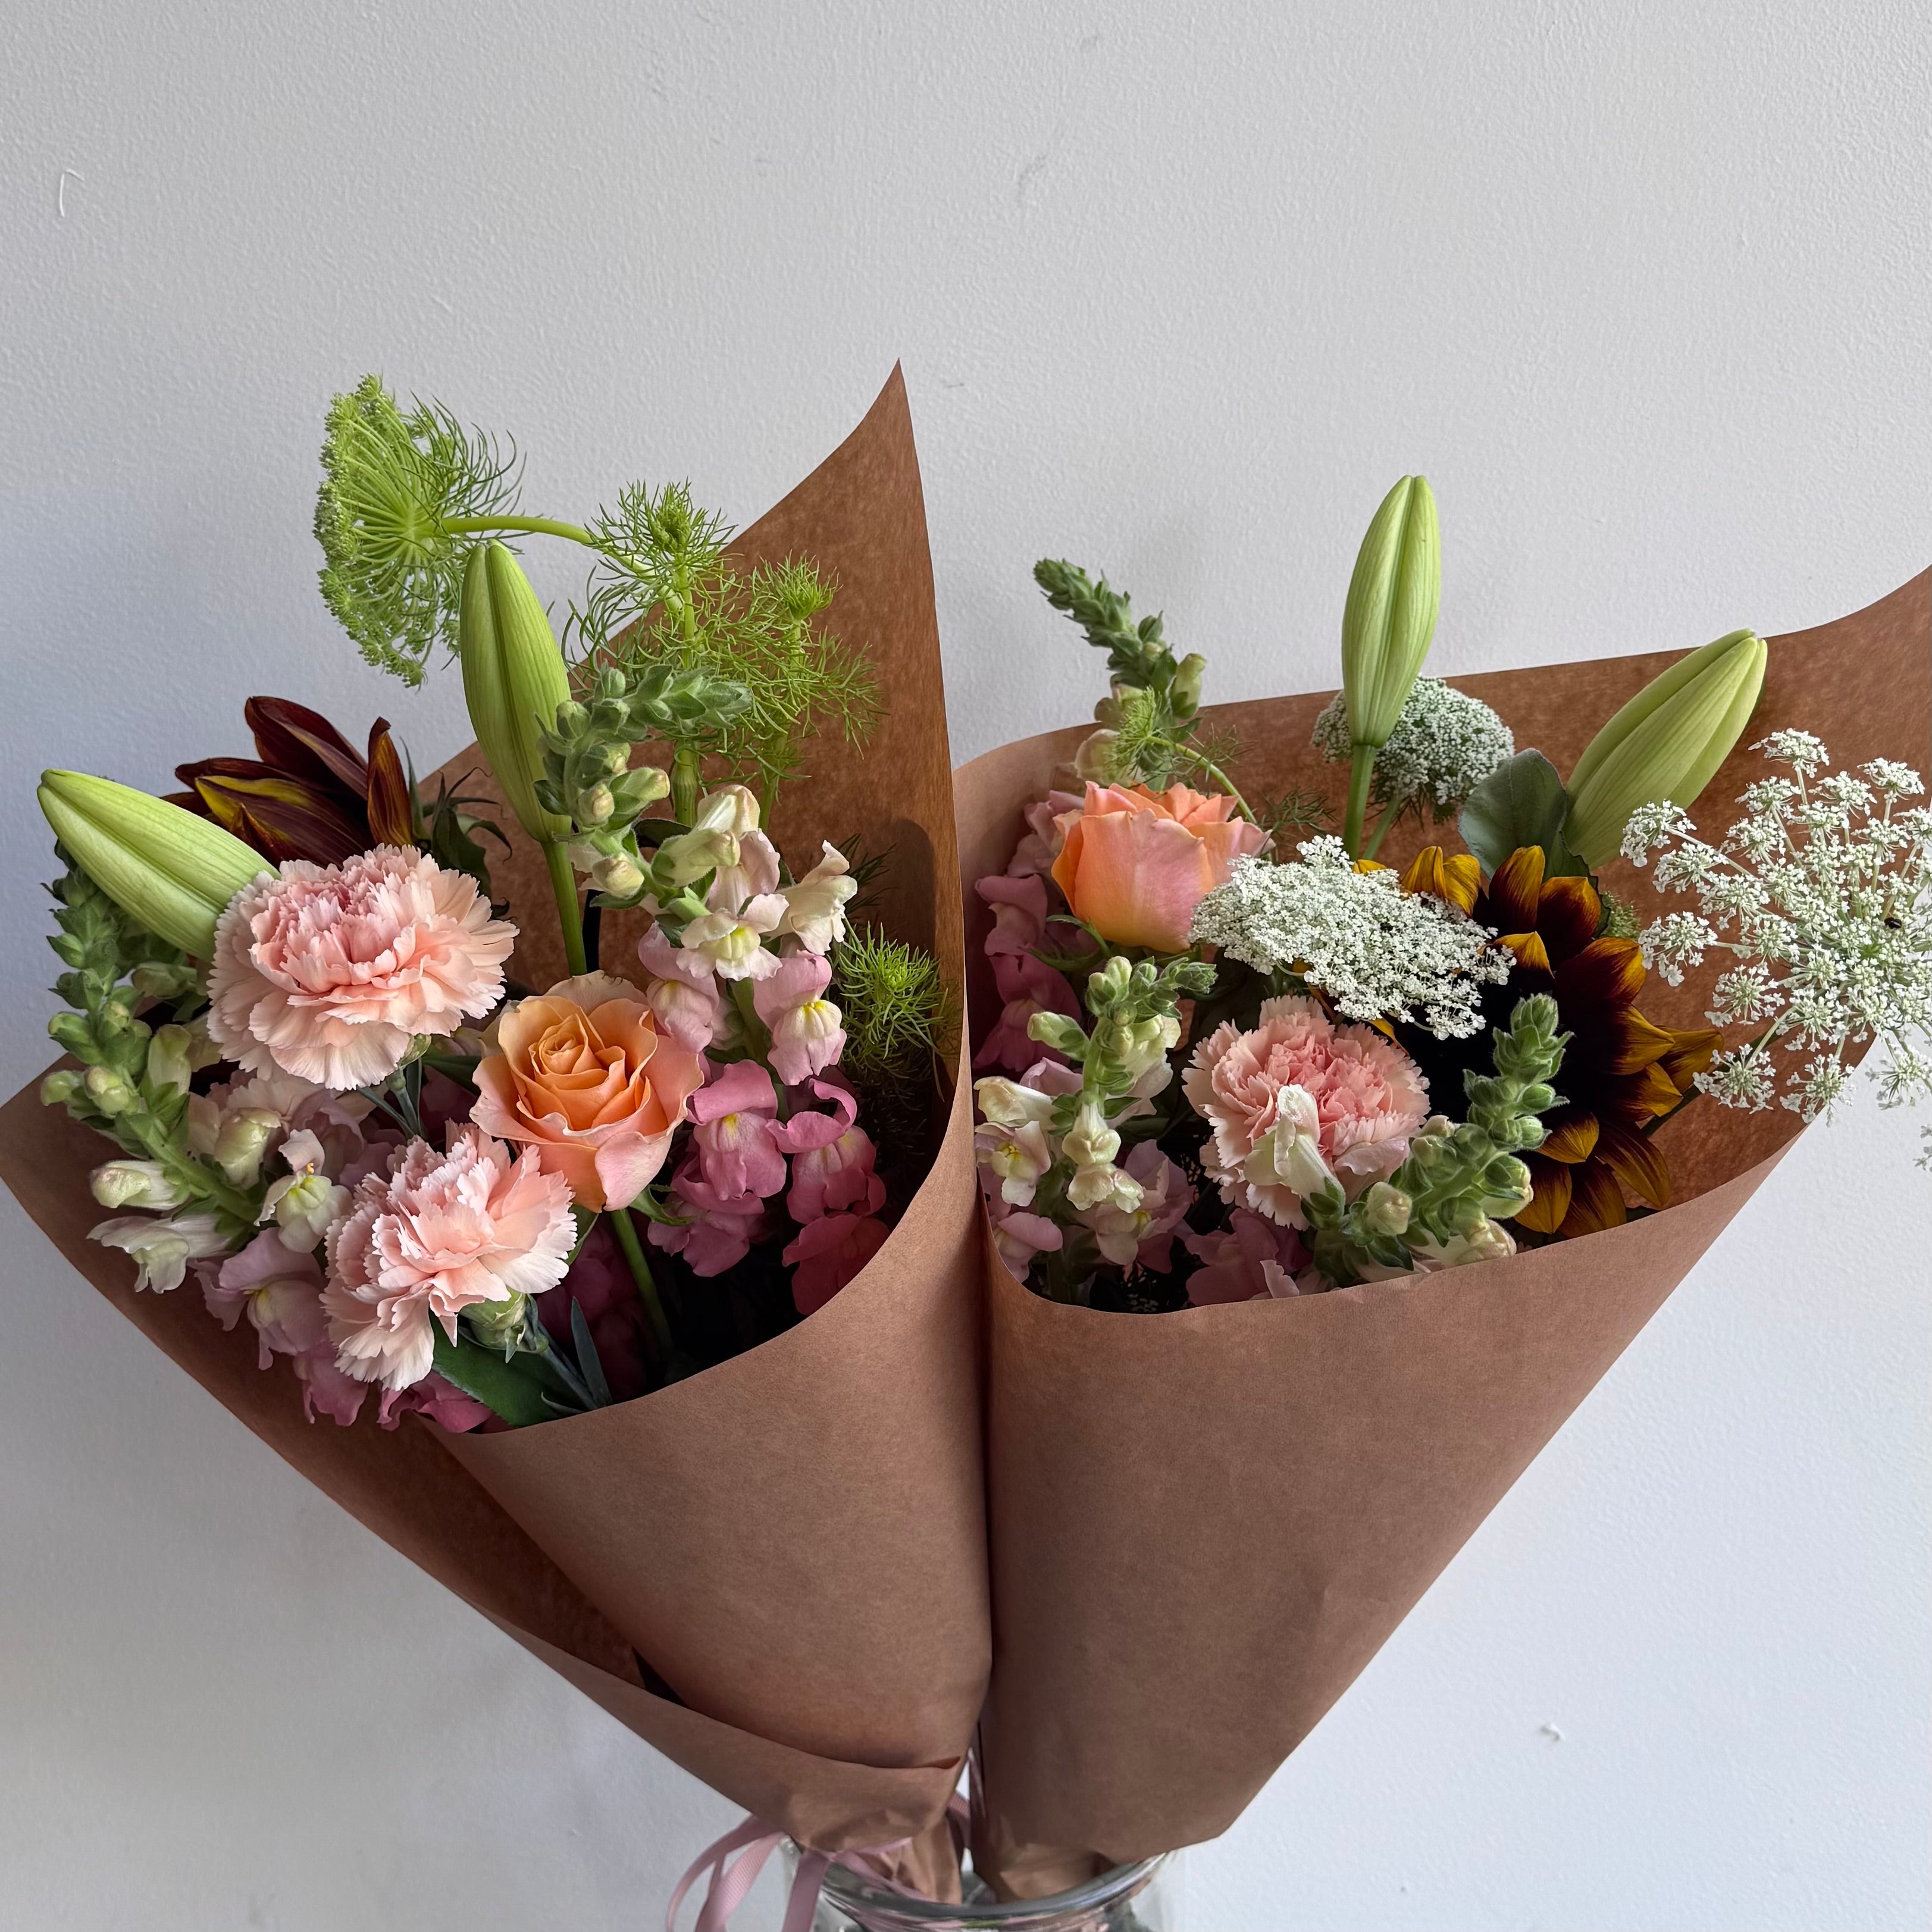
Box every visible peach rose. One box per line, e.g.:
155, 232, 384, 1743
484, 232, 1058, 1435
471, 972, 703, 1211
1051, 782, 1267, 953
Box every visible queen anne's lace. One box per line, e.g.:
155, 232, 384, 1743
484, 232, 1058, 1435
1623, 739, 1932, 1163
1189, 840, 1511, 1039
1312, 678, 1514, 822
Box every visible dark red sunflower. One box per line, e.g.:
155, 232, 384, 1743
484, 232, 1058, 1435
1398, 844, 1720, 1239
171, 697, 414, 865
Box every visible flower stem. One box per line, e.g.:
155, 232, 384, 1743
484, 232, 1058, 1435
441, 513, 598, 547
541, 840, 588, 977
1148, 737, 1258, 825
670, 744, 702, 826
1343, 744, 1377, 857
609, 1204, 674, 1369
1361, 799, 1401, 862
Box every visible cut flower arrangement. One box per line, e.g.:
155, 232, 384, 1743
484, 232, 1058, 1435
959, 485, 1930, 1892
1, 372, 993, 1912
38, 382, 947, 1429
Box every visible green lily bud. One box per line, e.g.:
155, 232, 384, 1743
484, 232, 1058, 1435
1341, 476, 1440, 749
458, 542, 573, 844
1562, 628, 1766, 870
37, 772, 265, 960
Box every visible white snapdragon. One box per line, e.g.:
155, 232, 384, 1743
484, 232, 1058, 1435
1624, 738, 1932, 1161
1189, 842, 1511, 1039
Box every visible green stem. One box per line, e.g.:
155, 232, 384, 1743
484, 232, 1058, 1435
609, 1204, 674, 1368
1343, 744, 1377, 857
670, 744, 702, 826
124, 1113, 259, 1225
442, 513, 598, 547
728, 978, 773, 1061
541, 840, 588, 976
1361, 799, 1401, 862
1149, 738, 1258, 825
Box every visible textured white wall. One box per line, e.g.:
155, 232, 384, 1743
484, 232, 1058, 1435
2, 3, 1927, 1927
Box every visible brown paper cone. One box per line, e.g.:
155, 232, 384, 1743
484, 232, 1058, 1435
0, 369, 987, 1858
956, 571, 1930, 1881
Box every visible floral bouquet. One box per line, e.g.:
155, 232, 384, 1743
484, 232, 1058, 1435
0, 372, 989, 1899
957, 481, 1930, 1892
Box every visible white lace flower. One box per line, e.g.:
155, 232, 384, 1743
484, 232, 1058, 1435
1628, 735, 1931, 1161
1312, 679, 1514, 822
1189, 842, 1511, 1039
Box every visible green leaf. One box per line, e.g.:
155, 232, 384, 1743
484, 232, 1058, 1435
1458, 750, 1587, 878
568, 1300, 613, 1408
431, 1326, 556, 1427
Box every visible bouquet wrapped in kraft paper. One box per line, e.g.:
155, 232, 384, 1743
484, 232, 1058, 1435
957, 562, 1929, 1891
1, 371, 986, 1890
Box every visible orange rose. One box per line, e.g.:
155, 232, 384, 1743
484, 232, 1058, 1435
1050, 782, 1268, 953
471, 972, 703, 1211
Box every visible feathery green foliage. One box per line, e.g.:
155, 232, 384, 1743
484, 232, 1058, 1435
832, 928, 954, 1091
315, 377, 528, 685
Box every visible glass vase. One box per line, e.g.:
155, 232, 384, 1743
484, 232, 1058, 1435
806, 1851, 1179, 1931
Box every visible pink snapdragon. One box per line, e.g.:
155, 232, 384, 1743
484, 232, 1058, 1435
322, 1126, 575, 1391
1181, 1211, 1308, 1304
982, 1178, 1064, 1279
782, 1211, 889, 1314
752, 951, 847, 1086
207, 847, 516, 1089
973, 951, 1081, 1076
199, 1232, 329, 1365
1182, 995, 1429, 1225
976, 872, 1050, 958
636, 925, 728, 1051
1007, 790, 1082, 878
776, 1079, 884, 1223
688, 1060, 789, 1200
647, 1156, 774, 1276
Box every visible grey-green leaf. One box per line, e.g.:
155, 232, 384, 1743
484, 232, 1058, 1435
1458, 750, 1587, 878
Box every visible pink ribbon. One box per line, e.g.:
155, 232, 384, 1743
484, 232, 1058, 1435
667, 1797, 969, 1932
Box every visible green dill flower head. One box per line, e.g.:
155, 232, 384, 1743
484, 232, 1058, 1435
832, 928, 954, 1085
315, 376, 518, 686
1313, 678, 1514, 824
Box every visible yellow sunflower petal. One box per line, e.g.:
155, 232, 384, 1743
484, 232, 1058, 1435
1558, 1159, 1629, 1237
1539, 1110, 1601, 1164
1514, 1156, 1573, 1234
1596, 1120, 1672, 1209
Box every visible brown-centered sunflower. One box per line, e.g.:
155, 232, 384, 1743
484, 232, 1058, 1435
1395, 844, 1720, 1238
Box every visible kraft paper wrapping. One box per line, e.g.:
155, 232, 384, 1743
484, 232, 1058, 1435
0, 370, 988, 1859
957, 571, 1930, 1886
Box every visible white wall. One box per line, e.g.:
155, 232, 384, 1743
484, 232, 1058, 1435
2, 4, 1926, 1927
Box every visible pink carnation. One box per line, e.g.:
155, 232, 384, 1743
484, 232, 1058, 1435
1182, 995, 1429, 1225
208, 847, 516, 1090
1181, 1210, 1308, 1304
782, 1211, 889, 1315
321, 1126, 575, 1391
